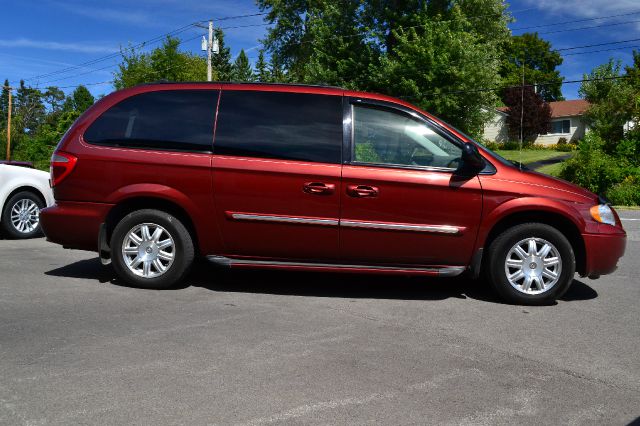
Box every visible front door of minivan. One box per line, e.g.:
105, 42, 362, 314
339, 99, 483, 266
211, 89, 344, 261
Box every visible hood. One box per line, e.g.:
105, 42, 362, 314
511, 168, 598, 204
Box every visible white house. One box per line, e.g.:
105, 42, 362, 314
483, 100, 590, 146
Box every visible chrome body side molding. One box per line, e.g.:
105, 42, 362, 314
227, 212, 461, 234
229, 213, 339, 226
340, 220, 461, 234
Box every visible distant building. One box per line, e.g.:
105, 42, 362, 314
483, 100, 590, 145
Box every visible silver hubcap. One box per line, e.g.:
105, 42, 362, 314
505, 237, 562, 295
122, 223, 175, 278
10, 199, 40, 233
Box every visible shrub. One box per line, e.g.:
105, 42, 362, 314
607, 176, 640, 206
557, 137, 568, 146
560, 134, 625, 194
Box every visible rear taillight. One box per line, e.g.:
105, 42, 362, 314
50, 152, 78, 187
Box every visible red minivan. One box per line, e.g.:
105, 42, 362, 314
40, 83, 626, 304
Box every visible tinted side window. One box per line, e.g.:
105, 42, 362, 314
214, 91, 342, 164
84, 90, 218, 152
353, 105, 462, 169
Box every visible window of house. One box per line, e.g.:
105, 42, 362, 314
213, 91, 343, 164
352, 105, 462, 169
84, 90, 218, 152
550, 119, 571, 134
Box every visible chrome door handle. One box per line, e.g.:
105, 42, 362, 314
303, 182, 336, 195
347, 185, 379, 198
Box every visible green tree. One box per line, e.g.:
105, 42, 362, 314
500, 33, 564, 102
114, 36, 207, 89
255, 50, 270, 82
579, 59, 632, 149
231, 49, 254, 82
43, 86, 65, 113
63, 85, 95, 113
257, 0, 511, 135
211, 29, 232, 81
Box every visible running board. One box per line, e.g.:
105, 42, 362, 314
206, 256, 465, 277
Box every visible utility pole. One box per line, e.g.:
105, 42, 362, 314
198, 20, 216, 82
207, 20, 213, 82
4, 86, 11, 162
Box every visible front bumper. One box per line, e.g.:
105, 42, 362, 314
40, 201, 113, 252
582, 229, 626, 277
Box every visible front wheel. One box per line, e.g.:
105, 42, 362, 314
486, 223, 575, 305
110, 209, 194, 289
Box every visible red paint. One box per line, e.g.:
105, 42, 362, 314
40, 82, 626, 279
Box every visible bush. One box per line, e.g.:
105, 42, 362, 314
547, 142, 577, 152
608, 177, 640, 205
557, 137, 568, 146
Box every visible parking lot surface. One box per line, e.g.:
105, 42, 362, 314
1, 210, 639, 425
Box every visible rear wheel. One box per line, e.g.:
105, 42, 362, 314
486, 223, 575, 305
1, 191, 44, 239
110, 209, 194, 289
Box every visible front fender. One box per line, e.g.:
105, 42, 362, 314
476, 196, 591, 248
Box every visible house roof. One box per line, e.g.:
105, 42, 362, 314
497, 99, 591, 118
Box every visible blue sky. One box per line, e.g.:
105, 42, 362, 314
1, 0, 639, 101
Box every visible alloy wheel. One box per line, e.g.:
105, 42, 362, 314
10, 199, 40, 234
121, 223, 175, 278
504, 237, 562, 295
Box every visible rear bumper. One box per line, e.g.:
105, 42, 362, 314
582, 230, 626, 277
40, 201, 113, 252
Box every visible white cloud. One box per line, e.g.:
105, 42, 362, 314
51, 1, 160, 27
518, 0, 639, 18
0, 38, 118, 54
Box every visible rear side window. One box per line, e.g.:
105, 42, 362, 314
214, 91, 343, 164
84, 90, 218, 152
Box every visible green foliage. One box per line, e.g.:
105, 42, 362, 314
231, 50, 255, 82
257, 0, 511, 136
607, 177, 640, 206
565, 53, 640, 205
212, 29, 233, 81
113, 36, 208, 89
500, 33, 564, 102
354, 143, 381, 163
255, 50, 270, 82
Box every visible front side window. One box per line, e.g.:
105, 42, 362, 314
84, 90, 218, 152
352, 105, 462, 169
214, 91, 343, 164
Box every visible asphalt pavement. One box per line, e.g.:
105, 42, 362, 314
1, 210, 639, 425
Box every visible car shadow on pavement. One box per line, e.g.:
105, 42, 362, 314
45, 257, 598, 304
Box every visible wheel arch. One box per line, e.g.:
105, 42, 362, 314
2, 186, 47, 213
482, 209, 586, 276
104, 196, 200, 256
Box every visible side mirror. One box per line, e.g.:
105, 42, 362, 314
460, 143, 484, 173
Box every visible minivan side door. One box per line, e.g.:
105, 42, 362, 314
339, 98, 483, 266
211, 89, 344, 261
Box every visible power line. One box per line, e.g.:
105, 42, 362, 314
16, 11, 270, 85
536, 18, 640, 36
511, 9, 640, 31
556, 37, 640, 51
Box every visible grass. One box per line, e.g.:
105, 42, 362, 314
535, 162, 564, 177
494, 149, 572, 164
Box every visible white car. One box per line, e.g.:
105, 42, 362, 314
0, 163, 54, 239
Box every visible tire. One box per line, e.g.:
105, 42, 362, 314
110, 209, 194, 289
485, 223, 575, 305
1, 191, 45, 239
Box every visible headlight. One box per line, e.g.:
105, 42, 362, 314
590, 204, 616, 226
